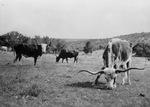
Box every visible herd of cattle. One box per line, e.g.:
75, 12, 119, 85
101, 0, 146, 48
0, 38, 145, 89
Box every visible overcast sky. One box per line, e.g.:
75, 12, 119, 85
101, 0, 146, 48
0, 0, 150, 39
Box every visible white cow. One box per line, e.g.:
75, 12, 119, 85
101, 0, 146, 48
79, 38, 144, 89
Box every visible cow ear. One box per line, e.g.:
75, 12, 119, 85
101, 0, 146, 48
101, 66, 105, 70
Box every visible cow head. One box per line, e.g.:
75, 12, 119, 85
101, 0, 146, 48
78, 67, 144, 89
41, 44, 47, 53
55, 54, 60, 62
56, 56, 60, 62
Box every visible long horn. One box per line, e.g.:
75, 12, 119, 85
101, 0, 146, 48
78, 70, 105, 75
115, 67, 145, 73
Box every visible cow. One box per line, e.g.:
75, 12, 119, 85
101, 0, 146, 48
56, 49, 78, 63
0, 46, 7, 52
13, 43, 43, 66
78, 38, 144, 89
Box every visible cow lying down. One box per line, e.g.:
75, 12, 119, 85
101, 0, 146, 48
78, 38, 145, 89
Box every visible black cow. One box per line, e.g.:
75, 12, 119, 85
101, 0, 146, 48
56, 49, 78, 63
13, 44, 43, 65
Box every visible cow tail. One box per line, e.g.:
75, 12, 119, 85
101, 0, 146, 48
13, 45, 16, 56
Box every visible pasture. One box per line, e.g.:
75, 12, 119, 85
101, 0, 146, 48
0, 50, 150, 107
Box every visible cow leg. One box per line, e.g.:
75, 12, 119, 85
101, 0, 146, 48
14, 55, 18, 63
126, 61, 131, 85
66, 58, 68, 63
74, 57, 78, 63
74, 57, 76, 63
34, 57, 37, 66
122, 61, 131, 85
14, 54, 20, 63
76, 57, 78, 63
122, 64, 127, 85
18, 55, 22, 61
62, 58, 64, 63
93, 74, 102, 85
113, 77, 117, 88
18, 55, 22, 65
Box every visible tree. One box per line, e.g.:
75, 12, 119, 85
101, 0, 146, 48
83, 41, 93, 54
48, 39, 66, 54
42, 36, 51, 44
133, 42, 150, 57
56, 39, 66, 52
34, 35, 42, 44
0, 31, 30, 48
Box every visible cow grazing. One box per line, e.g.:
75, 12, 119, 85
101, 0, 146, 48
13, 43, 42, 65
78, 38, 144, 89
56, 49, 78, 63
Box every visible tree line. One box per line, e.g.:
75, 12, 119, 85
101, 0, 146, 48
0, 31, 67, 53
1, 31, 150, 56
0, 31, 94, 54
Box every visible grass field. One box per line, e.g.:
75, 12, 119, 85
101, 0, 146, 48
0, 50, 150, 107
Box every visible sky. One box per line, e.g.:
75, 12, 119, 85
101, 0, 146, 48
0, 0, 150, 39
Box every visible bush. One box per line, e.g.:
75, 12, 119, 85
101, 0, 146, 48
0, 31, 30, 48
48, 39, 66, 54
133, 42, 150, 57
83, 41, 93, 54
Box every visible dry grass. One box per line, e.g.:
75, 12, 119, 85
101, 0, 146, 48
0, 50, 150, 107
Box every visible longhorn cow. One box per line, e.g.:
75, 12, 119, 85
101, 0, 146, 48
79, 38, 144, 89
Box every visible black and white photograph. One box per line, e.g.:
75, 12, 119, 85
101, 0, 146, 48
0, 0, 150, 106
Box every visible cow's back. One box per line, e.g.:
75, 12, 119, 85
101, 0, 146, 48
111, 40, 132, 62
14, 44, 42, 57
58, 49, 78, 58
103, 38, 132, 67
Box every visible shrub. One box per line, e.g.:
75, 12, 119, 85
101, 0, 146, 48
83, 41, 93, 54
133, 42, 150, 57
